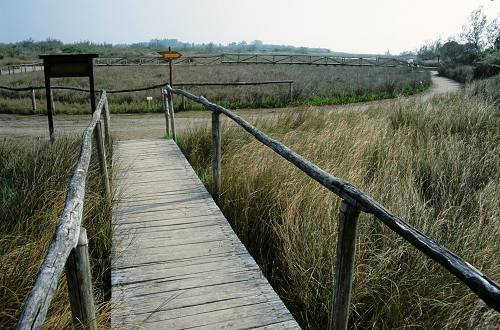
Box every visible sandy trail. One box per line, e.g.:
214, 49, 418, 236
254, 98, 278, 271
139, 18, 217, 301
0, 71, 461, 140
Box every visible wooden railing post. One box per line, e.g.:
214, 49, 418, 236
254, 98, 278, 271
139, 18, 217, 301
65, 228, 97, 330
181, 86, 186, 110
95, 121, 111, 199
31, 89, 37, 113
102, 95, 111, 146
288, 82, 293, 103
162, 89, 171, 137
167, 90, 176, 141
330, 199, 360, 330
211, 109, 221, 199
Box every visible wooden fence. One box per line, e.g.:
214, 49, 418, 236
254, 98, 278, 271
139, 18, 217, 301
0, 63, 44, 75
0, 80, 294, 113
15, 91, 111, 330
95, 53, 407, 67
161, 85, 500, 330
0, 54, 409, 74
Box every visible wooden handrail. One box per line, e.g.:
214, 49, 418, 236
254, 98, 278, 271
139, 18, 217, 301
165, 85, 500, 315
15, 91, 110, 330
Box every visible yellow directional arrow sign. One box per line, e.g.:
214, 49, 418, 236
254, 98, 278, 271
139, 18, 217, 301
158, 51, 182, 60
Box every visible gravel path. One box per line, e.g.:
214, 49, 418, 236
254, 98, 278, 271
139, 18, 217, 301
0, 71, 461, 140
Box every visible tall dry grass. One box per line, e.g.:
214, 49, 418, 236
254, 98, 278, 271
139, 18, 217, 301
0, 138, 112, 329
0, 65, 429, 114
178, 88, 499, 328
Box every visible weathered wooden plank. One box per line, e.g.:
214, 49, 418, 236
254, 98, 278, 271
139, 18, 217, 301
112, 139, 299, 329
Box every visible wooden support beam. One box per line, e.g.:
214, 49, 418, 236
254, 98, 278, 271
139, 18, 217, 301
211, 110, 221, 199
330, 200, 360, 330
65, 228, 97, 330
50, 88, 56, 115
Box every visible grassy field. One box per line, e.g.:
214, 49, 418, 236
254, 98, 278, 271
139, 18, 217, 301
0, 138, 112, 329
177, 76, 500, 329
0, 64, 430, 114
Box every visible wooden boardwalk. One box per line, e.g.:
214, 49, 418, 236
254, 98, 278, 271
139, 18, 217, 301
111, 139, 299, 329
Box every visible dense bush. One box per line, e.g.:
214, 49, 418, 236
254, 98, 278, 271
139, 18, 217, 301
438, 64, 475, 83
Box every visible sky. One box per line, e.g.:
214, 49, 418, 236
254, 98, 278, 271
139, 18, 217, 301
1, 0, 499, 54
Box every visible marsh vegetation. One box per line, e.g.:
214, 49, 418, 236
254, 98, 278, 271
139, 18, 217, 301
0, 64, 429, 114
178, 76, 499, 329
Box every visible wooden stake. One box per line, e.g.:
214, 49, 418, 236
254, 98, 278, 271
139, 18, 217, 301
162, 89, 171, 136
102, 96, 111, 146
31, 89, 37, 113
167, 91, 176, 141
181, 86, 186, 110
65, 228, 97, 330
212, 110, 221, 199
330, 200, 360, 330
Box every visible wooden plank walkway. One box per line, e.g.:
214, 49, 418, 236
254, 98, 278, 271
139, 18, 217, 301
111, 139, 299, 329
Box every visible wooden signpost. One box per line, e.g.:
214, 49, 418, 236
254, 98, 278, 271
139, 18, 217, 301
158, 47, 182, 86
40, 53, 99, 141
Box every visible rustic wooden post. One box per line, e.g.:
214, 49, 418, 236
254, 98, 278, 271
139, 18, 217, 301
211, 109, 221, 200
65, 228, 97, 330
181, 86, 186, 110
162, 90, 171, 137
330, 199, 360, 330
50, 88, 56, 115
31, 89, 37, 113
94, 121, 111, 199
102, 95, 111, 146
167, 90, 176, 141
288, 82, 293, 103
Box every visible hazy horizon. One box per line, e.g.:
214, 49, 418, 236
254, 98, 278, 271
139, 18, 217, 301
1, 0, 499, 54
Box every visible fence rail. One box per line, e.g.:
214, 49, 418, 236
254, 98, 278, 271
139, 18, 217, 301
161, 85, 500, 329
94, 53, 407, 67
15, 91, 111, 330
0, 62, 43, 75
0, 54, 409, 74
0, 80, 294, 112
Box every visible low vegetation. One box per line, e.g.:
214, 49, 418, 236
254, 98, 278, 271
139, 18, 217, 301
0, 64, 429, 114
0, 138, 112, 329
178, 77, 499, 329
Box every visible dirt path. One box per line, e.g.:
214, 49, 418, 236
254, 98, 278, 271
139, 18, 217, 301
0, 72, 461, 140
422, 71, 462, 99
